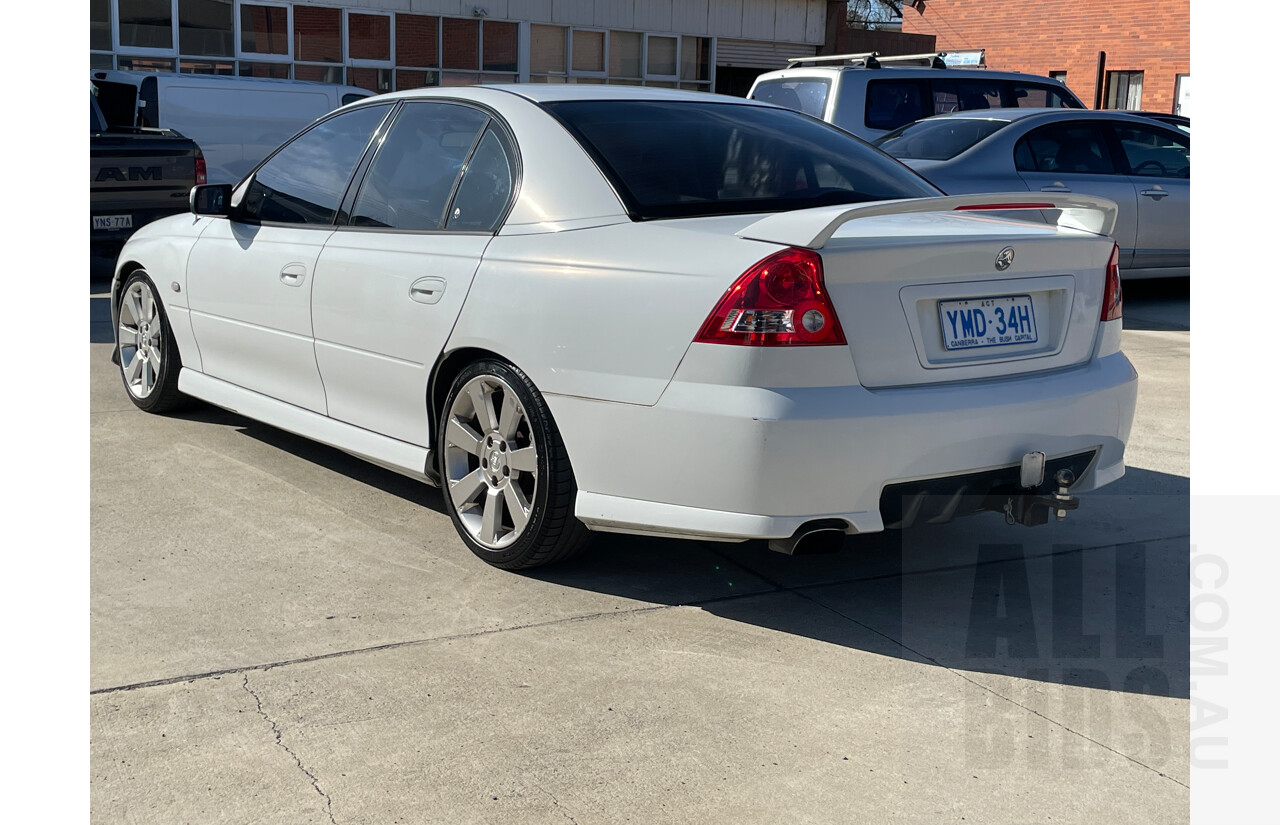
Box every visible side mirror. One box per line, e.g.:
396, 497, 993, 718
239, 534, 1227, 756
190, 184, 232, 217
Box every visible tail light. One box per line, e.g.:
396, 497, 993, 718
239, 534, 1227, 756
195, 156, 207, 186
1101, 242, 1122, 322
695, 248, 846, 346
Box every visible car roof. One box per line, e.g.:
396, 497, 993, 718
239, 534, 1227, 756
917, 107, 1178, 126
359, 84, 773, 107
755, 66, 1071, 83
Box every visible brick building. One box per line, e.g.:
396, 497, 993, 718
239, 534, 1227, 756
90, 0, 834, 97
901, 0, 1190, 115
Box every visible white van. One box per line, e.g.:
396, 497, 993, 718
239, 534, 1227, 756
89, 70, 372, 185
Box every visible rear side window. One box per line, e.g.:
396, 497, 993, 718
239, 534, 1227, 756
241, 104, 391, 225
1015, 122, 1116, 175
876, 117, 1011, 160
350, 102, 489, 230
750, 78, 831, 119
1010, 83, 1078, 108
446, 128, 517, 231
864, 79, 927, 131
933, 79, 1003, 114
544, 100, 938, 220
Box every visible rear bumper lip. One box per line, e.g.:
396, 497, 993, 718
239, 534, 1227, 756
552, 352, 1138, 541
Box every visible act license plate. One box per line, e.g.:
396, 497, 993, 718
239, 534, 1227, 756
938, 295, 1038, 351
93, 215, 133, 231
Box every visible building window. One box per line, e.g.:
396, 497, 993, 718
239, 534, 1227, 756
91, 0, 113, 51
179, 0, 233, 56
680, 37, 712, 92
1105, 70, 1143, 110
348, 13, 390, 62
483, 21, 518, 74
571, 30, 605, 75
240, 3, 288, 56
119, 0, 173, 50
293, 5, 340, 63
1049, 70, 1066, 82
530, 24, 567, 81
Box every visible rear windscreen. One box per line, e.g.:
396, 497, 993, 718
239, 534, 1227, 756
875, 118, 1011, 160
750, 78, 831, 119
542, 100, 938, 220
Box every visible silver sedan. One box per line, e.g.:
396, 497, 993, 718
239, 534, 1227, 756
875, 108, 1190, 279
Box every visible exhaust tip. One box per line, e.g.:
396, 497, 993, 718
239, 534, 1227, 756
768, 520, 849, 555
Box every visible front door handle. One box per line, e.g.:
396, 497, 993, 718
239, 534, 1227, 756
1140, 186, 1169, 200
1040, 182, 1072, 193
280, 263, 307, 286
410, 276, 447, 305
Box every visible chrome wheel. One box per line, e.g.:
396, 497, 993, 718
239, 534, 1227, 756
443, 374, 539, 550
118, 279, 164, 400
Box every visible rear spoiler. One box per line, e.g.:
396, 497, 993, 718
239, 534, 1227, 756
736, 193, 1118, 250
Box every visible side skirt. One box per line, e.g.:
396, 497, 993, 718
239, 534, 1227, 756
178, 368, 439, 487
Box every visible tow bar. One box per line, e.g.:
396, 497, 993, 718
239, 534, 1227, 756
1004, 451, 1080, 527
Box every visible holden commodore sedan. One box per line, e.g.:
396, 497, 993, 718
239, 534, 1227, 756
110, 86, 1137, 570
874, 108, 1190, 279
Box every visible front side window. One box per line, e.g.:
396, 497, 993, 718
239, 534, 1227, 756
1114, 124, 1190, 178
350, 103, 490, 230
242, 104, 391, 225
1015, 122, 1117, 175
751, 79, 831, 120
545, 100, 939, 220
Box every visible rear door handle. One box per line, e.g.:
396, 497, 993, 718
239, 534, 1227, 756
410, 276, 447, 305
280, 263, 307, 286
1140, 187, 1169, 200
1040, 183, 1072, 193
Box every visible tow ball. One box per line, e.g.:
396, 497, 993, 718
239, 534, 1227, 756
1004, 451, 1080, 527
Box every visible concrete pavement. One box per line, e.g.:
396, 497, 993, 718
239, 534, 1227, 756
90, 278, 1190, 823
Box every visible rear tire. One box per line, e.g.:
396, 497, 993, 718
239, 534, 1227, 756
117, 270, 185, 414
438, 359, 591, 570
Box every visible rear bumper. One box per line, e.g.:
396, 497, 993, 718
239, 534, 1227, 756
549, 351, 1138, 541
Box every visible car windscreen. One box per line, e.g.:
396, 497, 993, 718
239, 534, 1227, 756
749, 78, 831, 119
542, 100, 939, 220
874, 117, 1011, 160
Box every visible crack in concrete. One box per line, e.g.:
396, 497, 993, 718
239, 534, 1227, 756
242, 673, 339, 825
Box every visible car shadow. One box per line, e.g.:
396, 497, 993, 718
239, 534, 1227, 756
214, 411, 1191, 700
1122, 277, 1189, 331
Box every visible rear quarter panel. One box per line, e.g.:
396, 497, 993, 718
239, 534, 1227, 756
446, 221, 779, 405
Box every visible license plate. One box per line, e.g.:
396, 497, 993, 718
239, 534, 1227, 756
93, 215, 133, 231
938, 295, 1038, 351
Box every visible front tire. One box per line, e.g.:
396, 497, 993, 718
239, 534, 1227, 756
439, 359, 591, 570
117, 270, 185, 413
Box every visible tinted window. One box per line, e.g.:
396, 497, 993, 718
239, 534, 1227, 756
934, 79, 1003, 114
751, 78, 831, 119
876, 117, 1011, 160
544, 101, 939, 220
350, 102, 488, 230
1010, 83, 1077, 108
864, 79, 927, 131
447, 128, 516, 231
1015, 122, 1116, 175
1114, 123, 1190, 178
242, 104, 390, 224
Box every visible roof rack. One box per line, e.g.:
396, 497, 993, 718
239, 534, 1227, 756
785, 49, 987, 70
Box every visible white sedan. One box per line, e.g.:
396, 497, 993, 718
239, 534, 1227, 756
110, 86, 1138, 570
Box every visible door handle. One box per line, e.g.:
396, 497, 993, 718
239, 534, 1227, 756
1040, 183, 1072, 193
410, 276, 446, 305
1140, 187, 1169, 200
280, 263, 307, 286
